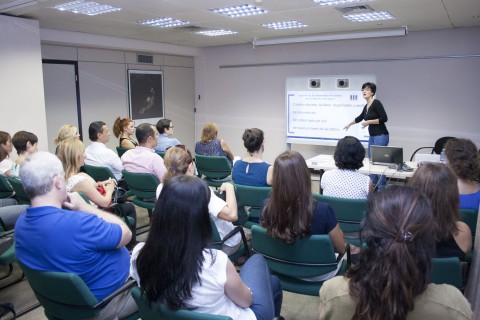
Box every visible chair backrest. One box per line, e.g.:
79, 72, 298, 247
234, 184, 271, 225
82, 164, 116, 182
131, 286, 232, 320
155, 151, 165, 158
116, 147, 130, 158
0, 175, 14, 199
433, 136, 455, 155
194, 155, 231, 180
460, 208, 477, 242
7, 177, 30, 205
122, 170, 159, 200
430, 257, 463, 289
18, 260, 100, 319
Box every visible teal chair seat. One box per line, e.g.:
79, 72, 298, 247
122, 170, 158, 220
209, 217, 250, 262
82, 164, 116, 181
195, 155, 232, 188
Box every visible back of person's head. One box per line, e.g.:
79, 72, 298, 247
242, 128, 264, 153
156, 118, 172, 134
12, 131, 38, 155
361, 82, 376, 95
445, 138, 480, 182
0, 131, 11, 162
200, 122, 218, 143
135, 123, 155, 145
162, 146, 193, 184
19, 151, 64, 199
113, 117, 133, 138
88, 121, 106, 141
408, 162, 460, 241
334, 136, 365, 170
56, 138, 85, 178
261, 150, 314, 243
53, 125, 78, 145
136, 175, 212, 308
348, 186, 434, 320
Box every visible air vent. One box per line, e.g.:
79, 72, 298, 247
174, 25, 208, 32
137, 54, 153, 64
336, 5, 373, 14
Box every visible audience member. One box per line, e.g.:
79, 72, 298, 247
318, 186, 472, 320
232, 128, 272, 187
130, 175, 283, 320
121, 123, 166, 182
320, 136, 372, 198
195, 122, 234, 167
408, 163, 472, 260
11, 131, 38, 177
154, 118, 181, 152
261, 151, 347, 259
53, 124, 80, 146
445, 138, 480, 213
0, 131, 14, 176
156, 147, 241, 256
113, 117, 137, 149
15, 151, 137, 319
84, 121, 124, 180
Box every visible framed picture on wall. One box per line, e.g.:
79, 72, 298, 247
128, 70, 164, 122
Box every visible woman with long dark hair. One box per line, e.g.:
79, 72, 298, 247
319, 186, 472, 319
131, 175, 283, 320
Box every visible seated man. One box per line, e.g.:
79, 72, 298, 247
15, 152, 137, 319
121, 123, 166, 182
154, 118, 182, 152
84, 121, 123, 181
11, 131, 38, 177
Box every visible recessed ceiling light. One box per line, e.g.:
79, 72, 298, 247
138, 17, 190, 28
195, 29, 238, 37
209, 4, 268, 18
343, 11, 395, 22
53, 0, 121, 16
312, 0, 369, 5
262, 21, 308, 30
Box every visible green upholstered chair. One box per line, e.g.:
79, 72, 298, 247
431, 257, 464, 290
82, 164, 116, 181
0, 175, 14, 199
18, 260, 139, 320
7, 176, 30, 205
131, 286, 233, 320
122, 170, 158, 218
234, 184, 271, 229
209, 217, 250, 262
194, 155, 232, 188
116, 147, 130, 158
251, 225, 348, 296
312, 193, 367, 247
0, 224, 24, 289
155, 151, 165, 158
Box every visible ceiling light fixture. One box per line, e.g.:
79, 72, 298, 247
343, 11, 395, 22
312, 0, 370, 5
210, 4, 268, 18
138, 17, 190, 28
195, 29, 238, 37
262, 21, 308, 30
253, 27, 407, 47
53, 0, 120, 15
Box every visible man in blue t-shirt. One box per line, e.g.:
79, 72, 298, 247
14, 151, 137, 319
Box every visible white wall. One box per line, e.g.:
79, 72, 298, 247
195, 27, 480, 164
0, 16, 48, 157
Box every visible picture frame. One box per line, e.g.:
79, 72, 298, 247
128, 70, 164, 122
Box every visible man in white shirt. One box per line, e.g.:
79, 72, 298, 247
84, 121, 123, 180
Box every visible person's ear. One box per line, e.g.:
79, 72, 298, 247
53, 175, 64, 191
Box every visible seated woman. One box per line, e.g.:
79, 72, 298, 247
409, 163, 472, 260
53, 124, 80, 154
11, 131, 38, 177
131, 175, 283, 320
445, 138, 480, 213
0, 131, 14, 177
232, 128, 272, 187
321, 136, 372, 198
319, 186, 472, 319
113, 117, 137, 149
57, 138, 137, 244
195, 122, 234, 167
156, 147, 242, 256
261, 151, 347, 260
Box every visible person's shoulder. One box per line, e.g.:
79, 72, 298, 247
320, 276, 350, 299
419, 284, 472, 318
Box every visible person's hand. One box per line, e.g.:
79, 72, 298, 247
361, 121, 368, 128
349, 244, 361, 254
103, 178, 117, 186
344, 123, 351, 131
218, 182, 233, 194
104, 181, 115, 193
63, 192, 89, 211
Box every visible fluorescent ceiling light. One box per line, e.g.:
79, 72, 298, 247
262, 21, 307, 30
312, 0, 370, 5
195, 29, 238, 37
253, 27, 407, 46
343, 11, 395, 22
210, 4, 268, 18
53, 0, 120, 15
138, 17, 190, 28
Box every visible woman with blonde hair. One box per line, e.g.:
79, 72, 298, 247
195, 122, 234, 166
53, 124, 80, 146
113, 117, 137, 149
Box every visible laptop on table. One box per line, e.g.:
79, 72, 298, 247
370, 146, 404, 170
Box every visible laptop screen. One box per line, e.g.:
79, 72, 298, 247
370, 146, 403, 166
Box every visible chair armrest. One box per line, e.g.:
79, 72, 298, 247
219, 226, 251, 258
93, 279, 137, 309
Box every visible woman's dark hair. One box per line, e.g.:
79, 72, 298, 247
136, 175, 212, 309
445, 138, 480, 182
242, 128, 264, 153
261, 150, 314, 244
334, 136, 365, 170
408, 163, 460, 241
361, 82, 376, 95
348, 186, 435, 320
0, 131, 11, 162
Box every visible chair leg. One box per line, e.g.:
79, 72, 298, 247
0, 302, 16, 319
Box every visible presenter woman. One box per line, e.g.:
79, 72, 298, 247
344, 82, 389, 191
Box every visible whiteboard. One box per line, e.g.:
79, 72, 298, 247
286, 74, 376, 146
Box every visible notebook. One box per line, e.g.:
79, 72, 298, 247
370, 146, 403, 167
